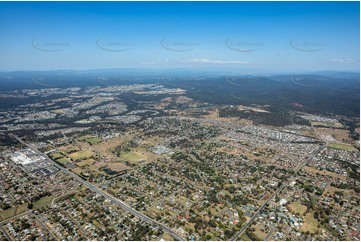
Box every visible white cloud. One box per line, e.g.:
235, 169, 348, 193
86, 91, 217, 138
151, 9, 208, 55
141, 60, 170, 65
331, 58, 354, 64
183, 58, 249, 64
142, 58, 249, 65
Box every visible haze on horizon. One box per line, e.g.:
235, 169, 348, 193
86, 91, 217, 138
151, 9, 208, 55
0, 1, 359, 73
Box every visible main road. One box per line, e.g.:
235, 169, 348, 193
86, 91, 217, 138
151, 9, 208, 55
0, 224, 11, 240
230, 144, 326, 241
10, 134, 186, 241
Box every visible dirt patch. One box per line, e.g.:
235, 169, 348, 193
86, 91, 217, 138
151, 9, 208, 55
300, 212, 319, 233
77, 159, 96, 167
236, 105, 269, 113
316, 127, 353, 143
93, 136, 131, 153
288, 202, 307, 215
303, 166, 348, 181
201, 108, 254, 125
107, 162, 131, 172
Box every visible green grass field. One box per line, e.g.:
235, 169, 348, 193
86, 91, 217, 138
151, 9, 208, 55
86, 137, 101, 145
63, 146, 80, 154
328, 143, 357, 152
79, 136, 102, 145
57, 157, 71, 166
240, 233, 251, 241
49, 152, 64, 159
121, 151, 146, 163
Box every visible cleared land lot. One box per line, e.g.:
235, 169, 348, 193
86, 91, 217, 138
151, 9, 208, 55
162, 233, 174, 241
254, 224, 267, 240
90, 161, 131, 172
300, 212, 319, 233
288, 201, 307, 215
316, 127, 352, 142
303, 166, 348, 182
93, 136, 131, 154
107, 162, 131, 172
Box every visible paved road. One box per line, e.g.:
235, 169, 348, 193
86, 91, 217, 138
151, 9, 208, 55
0, 224, 11, 241
0, 211, 32, 224
10, 134, 185, 241
231, 144, 326, 241
33, 213, 57, 240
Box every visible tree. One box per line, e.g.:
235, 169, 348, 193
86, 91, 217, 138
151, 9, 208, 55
224, 229, 233, 238
208, 220, 217, 228
227, 185, 236, 194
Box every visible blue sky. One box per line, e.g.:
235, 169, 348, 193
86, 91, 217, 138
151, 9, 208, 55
0, 1, 359, 72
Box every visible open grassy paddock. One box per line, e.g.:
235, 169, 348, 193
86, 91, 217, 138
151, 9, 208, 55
300, 212, 319, 234
78, 135, 102, 145
49, 152, 64, 159
77, 159, 96, 167
57, 157, 72, 166
62, 146, 80, 154
107, 162, 131, 172
0, 203, 28, 221
33, 195, 55, 209
328, 143, 357, 152
120, 151, 147, 163
288, 201, 307, 215
68, 150, 94, 161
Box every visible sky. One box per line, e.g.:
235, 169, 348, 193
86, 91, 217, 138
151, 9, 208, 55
0, 1, 359, 73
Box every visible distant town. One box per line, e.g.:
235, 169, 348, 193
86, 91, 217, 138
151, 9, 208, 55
0, 78, 359, 241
